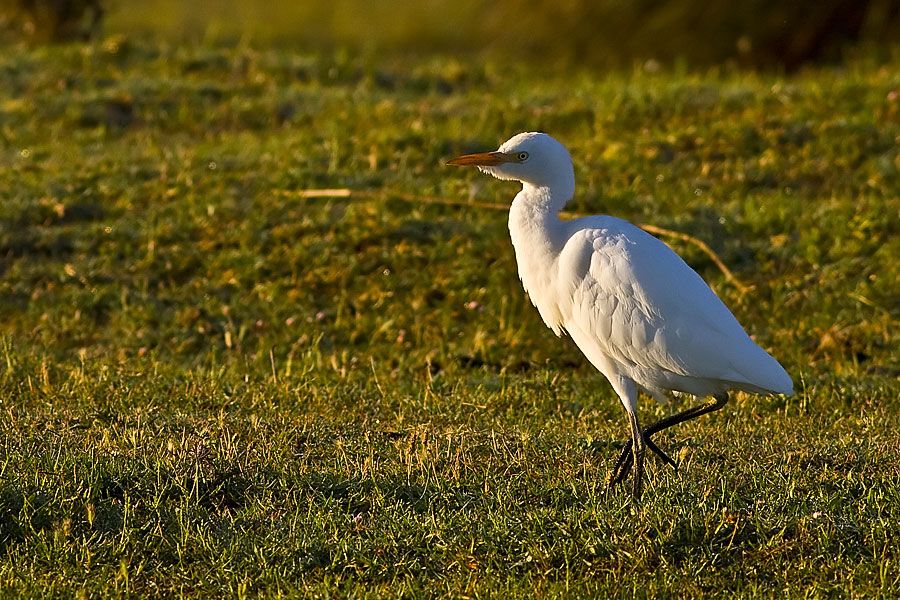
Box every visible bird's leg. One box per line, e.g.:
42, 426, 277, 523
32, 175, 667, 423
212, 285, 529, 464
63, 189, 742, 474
610, 437, 675, 485
608, 393, 730, 488
644, 392, 730, 438
628, 409, 646, 499
609, 431, 680, 487
647, 438, 677, 468
609, 441, 633, 486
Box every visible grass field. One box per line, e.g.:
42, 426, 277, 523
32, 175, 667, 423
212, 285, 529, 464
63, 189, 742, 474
1, 38, 898, 597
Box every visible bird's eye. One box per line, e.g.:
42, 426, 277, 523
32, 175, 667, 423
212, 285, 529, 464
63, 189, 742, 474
517, 152, 529, 161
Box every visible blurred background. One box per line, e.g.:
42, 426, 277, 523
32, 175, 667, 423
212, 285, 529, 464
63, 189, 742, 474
1, 0, 898, 69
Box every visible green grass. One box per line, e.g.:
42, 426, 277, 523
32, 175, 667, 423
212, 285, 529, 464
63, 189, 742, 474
0, 39, 898, 597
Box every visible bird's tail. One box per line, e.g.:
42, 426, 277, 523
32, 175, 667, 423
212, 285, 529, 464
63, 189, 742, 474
733, 344, 793, 395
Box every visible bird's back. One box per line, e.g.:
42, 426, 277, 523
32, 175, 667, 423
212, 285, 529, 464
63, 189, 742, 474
549, 215, 792, 398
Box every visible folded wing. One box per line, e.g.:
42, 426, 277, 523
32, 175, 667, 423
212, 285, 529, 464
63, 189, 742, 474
557, 216, 792, 397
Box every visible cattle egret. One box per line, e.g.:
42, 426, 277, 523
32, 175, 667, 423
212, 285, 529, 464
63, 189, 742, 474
448, 132, 792, 498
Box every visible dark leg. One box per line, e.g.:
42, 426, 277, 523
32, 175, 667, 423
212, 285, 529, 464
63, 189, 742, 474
608, 393, 729, 488
610, 402, 711, 486
610, 435, 675, 484
612, 396, 724, 481
646, 392, 730, 438
627, 408, 645, 499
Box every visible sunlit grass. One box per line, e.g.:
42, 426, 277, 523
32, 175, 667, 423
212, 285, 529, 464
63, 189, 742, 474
0, 39, 897, 597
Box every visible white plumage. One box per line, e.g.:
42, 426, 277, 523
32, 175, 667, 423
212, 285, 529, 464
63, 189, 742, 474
449, 132, 792, 498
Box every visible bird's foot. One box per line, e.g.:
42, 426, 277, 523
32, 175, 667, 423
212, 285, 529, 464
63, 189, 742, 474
606, 436, 677, 489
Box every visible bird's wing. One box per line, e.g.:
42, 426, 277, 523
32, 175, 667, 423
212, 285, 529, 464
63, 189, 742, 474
557, 216, 791, 394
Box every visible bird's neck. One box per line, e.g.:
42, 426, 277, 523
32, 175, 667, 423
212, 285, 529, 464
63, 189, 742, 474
508, 182, 571, 238
508, 183, 570, 293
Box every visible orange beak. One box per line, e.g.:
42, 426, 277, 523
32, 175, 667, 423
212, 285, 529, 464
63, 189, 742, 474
446, 151, 513, 167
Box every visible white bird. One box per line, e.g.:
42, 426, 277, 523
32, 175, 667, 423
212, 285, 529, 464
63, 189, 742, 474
448, 132, 792, 498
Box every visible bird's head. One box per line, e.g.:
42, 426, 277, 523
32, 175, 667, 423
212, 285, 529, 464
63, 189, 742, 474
447, 132, 574, 190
